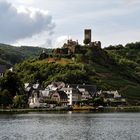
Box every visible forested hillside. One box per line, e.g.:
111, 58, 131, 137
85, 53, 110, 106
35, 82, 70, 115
104, 42, 140, 104
0, 43, 45, 67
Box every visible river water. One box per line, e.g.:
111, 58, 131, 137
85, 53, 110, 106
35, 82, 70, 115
0, 112, 140, 140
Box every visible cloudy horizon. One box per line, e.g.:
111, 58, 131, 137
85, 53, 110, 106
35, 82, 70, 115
0, 0, 140, 48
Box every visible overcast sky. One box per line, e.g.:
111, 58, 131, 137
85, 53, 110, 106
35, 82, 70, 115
0, 0, 140, 48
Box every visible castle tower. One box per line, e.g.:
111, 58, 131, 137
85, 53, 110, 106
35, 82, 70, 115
84, 29, 91, 44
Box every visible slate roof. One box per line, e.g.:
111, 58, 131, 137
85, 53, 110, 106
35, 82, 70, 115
57, 90, 68, 99
52, 82, 65, 89
61, 87, 82, 95
68, 84, 96, 97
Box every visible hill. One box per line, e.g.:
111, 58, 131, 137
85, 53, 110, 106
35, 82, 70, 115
14, 42, 140, 105
104, 43, 140, 104
0, 43, 46, 67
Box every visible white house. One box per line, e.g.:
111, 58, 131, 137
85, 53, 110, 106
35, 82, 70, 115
97, 90, 121, 99
76, 84, 96, 100
65, 84, 96, 101
61, 85, 81, 105
28, 90, 47, 108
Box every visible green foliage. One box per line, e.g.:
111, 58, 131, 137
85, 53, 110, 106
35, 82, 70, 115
13, 95, 28, 108
0, 43, 45, 67
15, 61, 90, 86
85, 48, 94, 61
93, 97, 105, 106
122, 86, 140, 100
75, 54, 85, 62
0, 89, 12, 107
79, 98, 105, 106
125, 42, 140, 49
104, 44, 124, 50
118, 58, 138, 69
0, 71, 27, 108
105, 42, 140, 63
0, 71, 24, 97
103, 42, 140, 104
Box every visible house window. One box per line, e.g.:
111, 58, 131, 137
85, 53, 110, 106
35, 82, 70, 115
53, 95, 58, 98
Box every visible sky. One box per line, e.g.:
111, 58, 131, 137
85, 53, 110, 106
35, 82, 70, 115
0, 0, 140, 48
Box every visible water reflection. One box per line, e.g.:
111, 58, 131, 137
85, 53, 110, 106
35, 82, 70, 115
0, 112, 140, 140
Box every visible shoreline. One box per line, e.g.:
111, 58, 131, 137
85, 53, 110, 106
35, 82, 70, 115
0, 106, 140, 114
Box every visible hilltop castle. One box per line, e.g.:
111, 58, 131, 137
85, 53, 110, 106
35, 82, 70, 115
84, 29, 101, 48
39, 29, 101, 59
54, 29, 101, 55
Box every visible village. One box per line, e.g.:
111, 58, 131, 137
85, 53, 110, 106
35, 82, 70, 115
0, 60, 127, 110
25, 81, 126, 109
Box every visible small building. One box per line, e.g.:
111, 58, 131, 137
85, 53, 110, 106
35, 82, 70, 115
97, 90, 126, 106
97, 90, 121, 100
68, 84, 96, 100
28, 90, 46, 108
50, 90, 68, 106
24, 82, 42, 97
61, 85, 82, 106
77, 84, 96, 99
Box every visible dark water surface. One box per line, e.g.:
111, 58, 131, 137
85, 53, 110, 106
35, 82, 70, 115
0, 112, 140, 140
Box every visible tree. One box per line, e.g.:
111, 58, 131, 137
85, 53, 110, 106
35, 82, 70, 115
75, 54, 84, 62
0, 89, 12, 107
93, 97, 105, 106
85, 48, 94, 61
0, 71, 24, 97
13, 95, 28, 108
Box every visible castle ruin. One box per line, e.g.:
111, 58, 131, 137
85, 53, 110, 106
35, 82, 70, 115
84, 29, 101, 48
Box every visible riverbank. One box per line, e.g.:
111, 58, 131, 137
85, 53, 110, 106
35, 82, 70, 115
102, 106, 140, 112
1, 106, 140, 113
0, 108, 71, 114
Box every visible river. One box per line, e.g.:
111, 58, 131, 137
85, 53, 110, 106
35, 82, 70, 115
0, 112, 140, 140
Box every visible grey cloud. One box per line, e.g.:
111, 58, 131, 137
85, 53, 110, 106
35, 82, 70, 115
0, 0, 55, 43
42, 38, 53, 48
